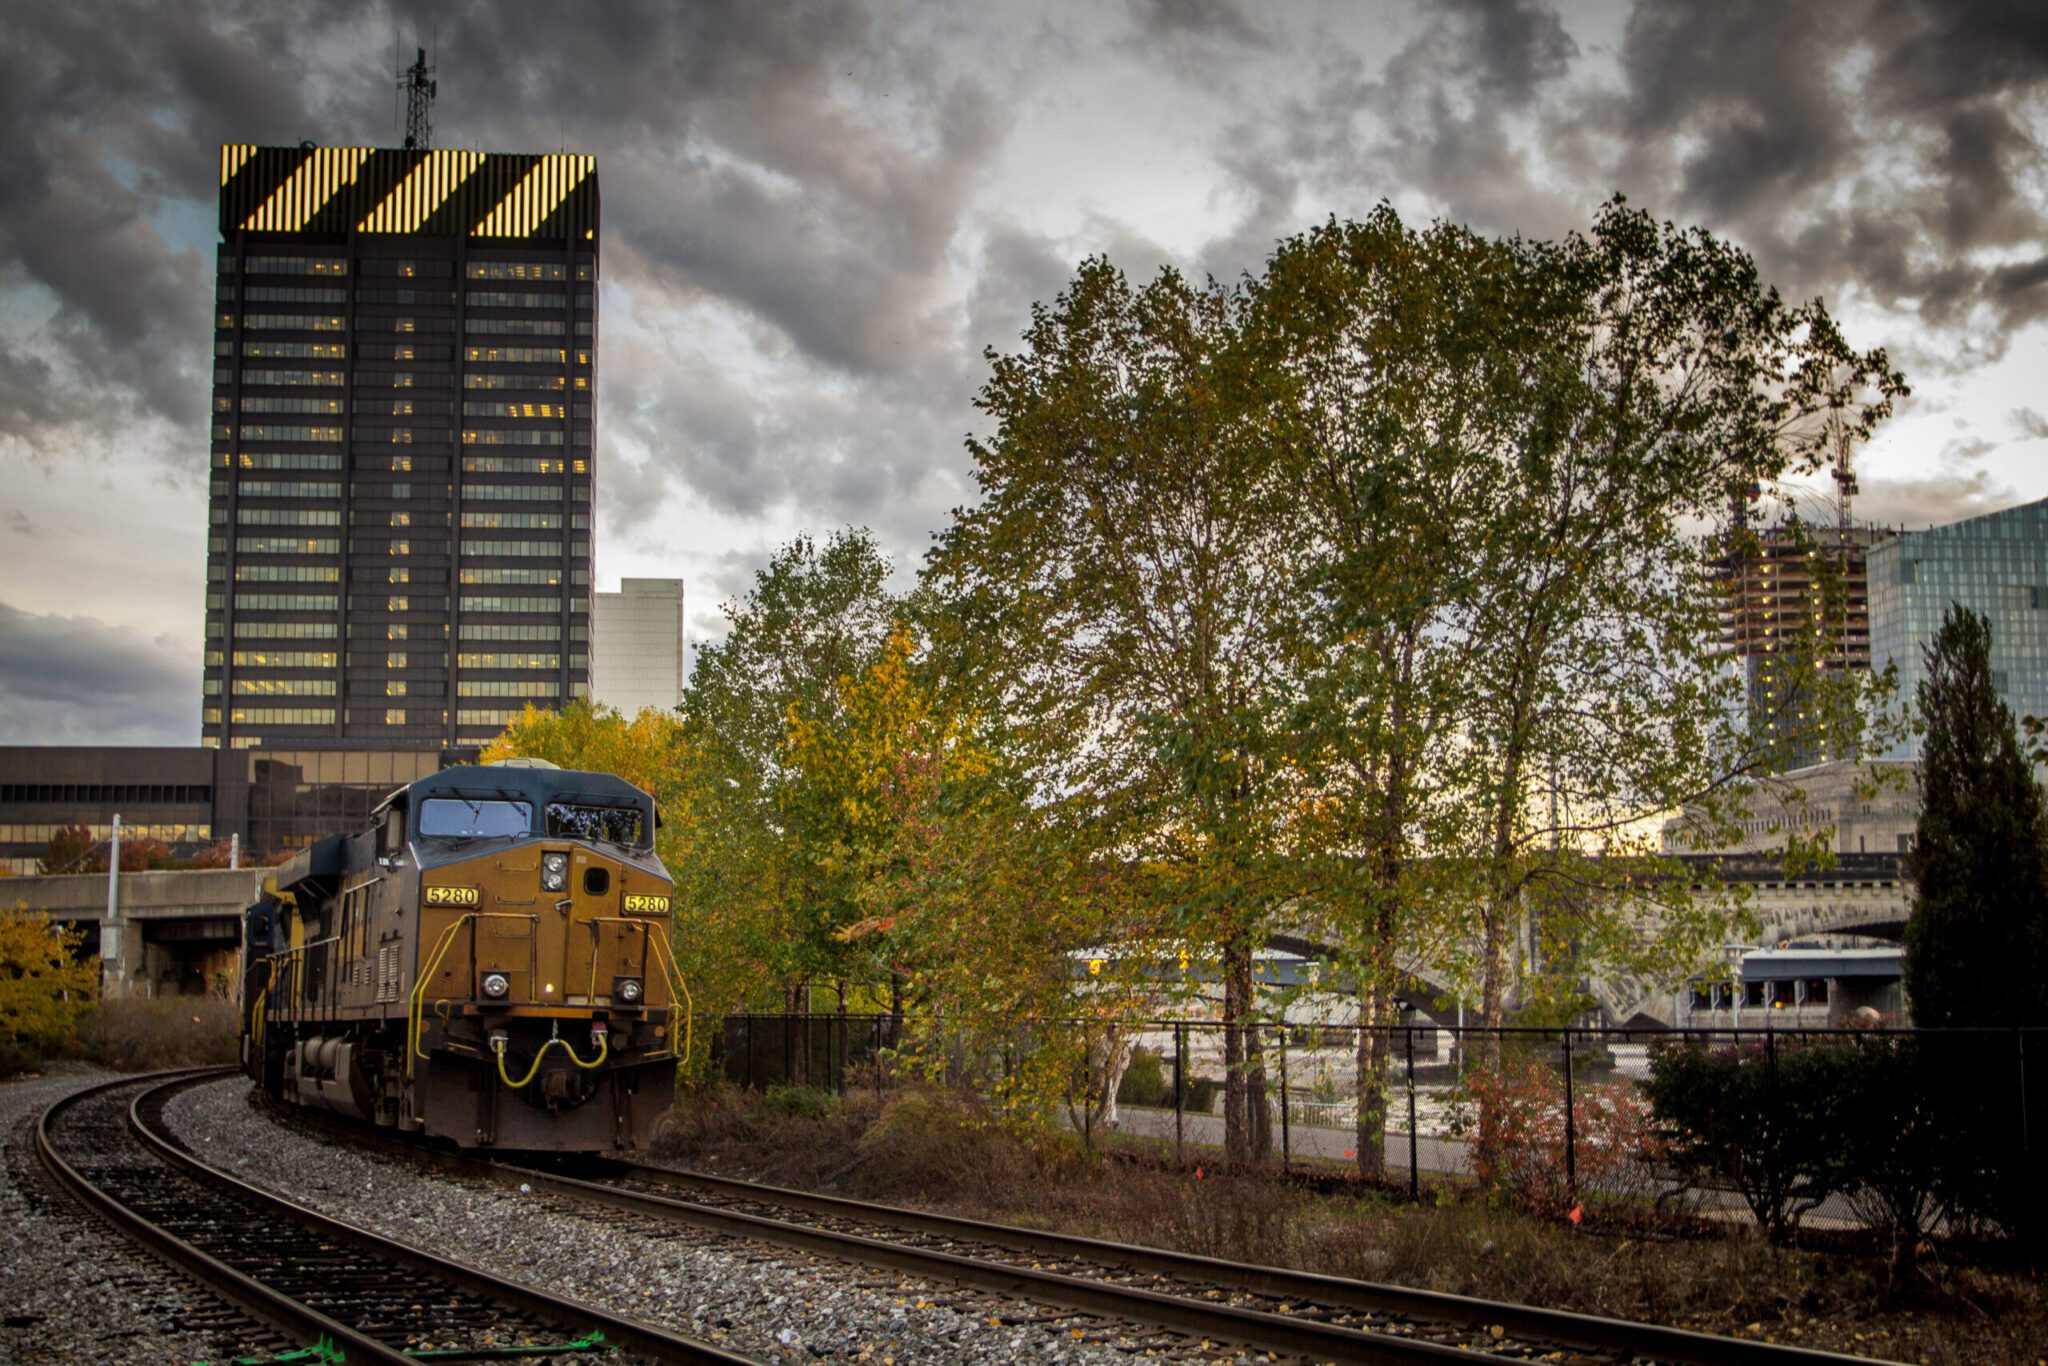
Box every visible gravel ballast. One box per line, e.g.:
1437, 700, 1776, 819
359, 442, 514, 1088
1, 1064, 273, 1365
162, 1076, 1183, 1363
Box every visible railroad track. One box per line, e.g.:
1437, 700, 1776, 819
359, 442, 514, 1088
34, 1070, 756, 1365
521, 1159, 1905, 1365
263, 1094, 1899, 1365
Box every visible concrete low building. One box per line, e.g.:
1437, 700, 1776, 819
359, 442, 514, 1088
592, 577, 684, 718
1, 745, 450, 872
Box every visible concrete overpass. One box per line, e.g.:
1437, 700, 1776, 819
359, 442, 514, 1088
4, 868, 267, 996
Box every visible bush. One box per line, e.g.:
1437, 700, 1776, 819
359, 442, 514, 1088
0, 905, 98, 1075
765, 1083, 838, 1117
1117, 1046, 1169, 1108
1642, 1038, 1852, 1242
78, 995, 240, 1071
1828, 1036, 1948, 1262
1449, 1049, 1659, 1218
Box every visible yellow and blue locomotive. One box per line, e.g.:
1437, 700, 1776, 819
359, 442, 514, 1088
241, 760, 686, 1152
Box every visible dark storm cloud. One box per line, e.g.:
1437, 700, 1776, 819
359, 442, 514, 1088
1256, 0, 1587, 247
1615, 4, 1851, 219
0, 3, 311, 448
1126, 0, 1270, 47
0, 601, 197, 745
1604, 0, 2048, 344
1442, 0, 1575, 105
1249, 0, 2046, 364
0, 0, 1002, 515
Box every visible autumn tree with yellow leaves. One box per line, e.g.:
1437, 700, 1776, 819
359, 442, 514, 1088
1, 905, 98, 1074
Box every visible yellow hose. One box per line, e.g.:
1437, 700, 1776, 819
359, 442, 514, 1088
493, 1030, 609, 1089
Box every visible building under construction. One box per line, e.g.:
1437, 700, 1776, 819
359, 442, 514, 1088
1718, 520, 1879, 769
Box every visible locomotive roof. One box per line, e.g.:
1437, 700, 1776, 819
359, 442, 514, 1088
390, 763, 653, 813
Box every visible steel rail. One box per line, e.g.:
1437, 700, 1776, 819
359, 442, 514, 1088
606, 1160, 1898, 1366
40, 1069, 760, 1365
36, 1069, 410, 1366
262, 1093, 1910, 1365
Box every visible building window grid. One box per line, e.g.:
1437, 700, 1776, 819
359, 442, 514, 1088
208, 215, 593, 752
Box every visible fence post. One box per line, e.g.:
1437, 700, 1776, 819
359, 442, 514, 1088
1765, 1019, 1778, 1239
1174, 1021, 1186, 1165
744, 1014, 755, 1090
2018, 1029, 2036, 1275
1279, 1026, 1291, 1171
1561, 1025, 1577, 1205
875, 1015, 884, 1110
1406, 1024, 1419, 1202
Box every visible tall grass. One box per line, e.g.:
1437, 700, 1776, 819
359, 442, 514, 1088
78, 996, 240, 1071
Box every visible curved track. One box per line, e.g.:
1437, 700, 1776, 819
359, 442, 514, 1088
35, 1070, 756, 1365
267, 1094, 1901, 1365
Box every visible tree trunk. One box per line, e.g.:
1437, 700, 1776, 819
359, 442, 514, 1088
1353, 778, 1406, 1182
1474, 880, 1516, 1183
1354, 976, 1392, 1181
1222, 932, 1254, 1164
785, 977, 810, 1086
1246, 1017, 1274, 1161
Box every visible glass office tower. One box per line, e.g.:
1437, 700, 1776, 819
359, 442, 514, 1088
1867, 497, 2048, 760
204, 145, 597, 753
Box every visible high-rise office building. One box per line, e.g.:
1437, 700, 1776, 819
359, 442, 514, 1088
592, 578, 684, 717
204, 145, 599, 753
1868, 496, 2048, 761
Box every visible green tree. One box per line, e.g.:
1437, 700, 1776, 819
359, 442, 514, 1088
1439, 202, 1901, 1029
1249, 208, 1534, 1178
1903, 608, 2048, 1242
1903, 605, 2048, 1027
1244, 201, 1901, 1178
678, 528, 903, 1019
929, 260, 1300, 1163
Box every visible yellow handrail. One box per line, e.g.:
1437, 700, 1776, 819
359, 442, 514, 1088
406, 910, 542, 1077
646, 928, 694, 1065
408, 913, 477, 1078
577, 916, 693, 1063
249, 957, 278, 1057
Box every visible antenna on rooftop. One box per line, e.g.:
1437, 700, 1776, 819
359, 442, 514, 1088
399, 45, 437, 150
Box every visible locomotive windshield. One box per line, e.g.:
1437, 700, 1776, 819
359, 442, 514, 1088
545, 801, 648, 849
418, 797, 532, 839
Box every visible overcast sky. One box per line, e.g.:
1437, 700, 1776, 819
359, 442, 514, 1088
1, 0, 2044, 746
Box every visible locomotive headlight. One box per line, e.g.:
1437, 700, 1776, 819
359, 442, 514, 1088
541, 852, 569, 891
480, 971, 510, 999
613, 976, 643, 1004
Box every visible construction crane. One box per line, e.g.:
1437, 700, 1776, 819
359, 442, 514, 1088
1827, 403, 1859, 537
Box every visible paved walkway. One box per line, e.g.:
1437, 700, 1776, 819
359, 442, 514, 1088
1099, 1105, 1869, 1229
1104, 1104, 1472, 1174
